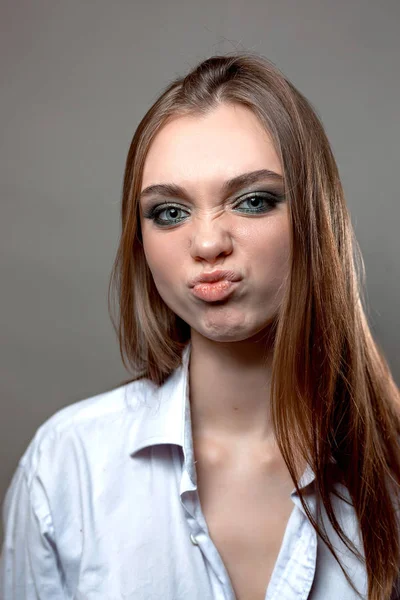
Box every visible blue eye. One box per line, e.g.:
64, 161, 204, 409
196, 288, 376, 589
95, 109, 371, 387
147, 204, 187, 226
236, 192, 280, 213
143, 192, 283, 227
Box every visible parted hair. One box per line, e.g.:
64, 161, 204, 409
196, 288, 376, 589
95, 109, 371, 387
108, 52, 400, 599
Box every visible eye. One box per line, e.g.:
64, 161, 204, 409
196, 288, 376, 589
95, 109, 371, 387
142, 191, 283, 227
233, 192, 282, 213
143, 203, 188, 226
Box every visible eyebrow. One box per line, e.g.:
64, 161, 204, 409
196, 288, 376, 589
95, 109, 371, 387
138, 169, 284, 203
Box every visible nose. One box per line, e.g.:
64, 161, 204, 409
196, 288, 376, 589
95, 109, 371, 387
189, 220, 233, 264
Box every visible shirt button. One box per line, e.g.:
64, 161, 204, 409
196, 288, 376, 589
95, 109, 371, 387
190, 533, 199, 545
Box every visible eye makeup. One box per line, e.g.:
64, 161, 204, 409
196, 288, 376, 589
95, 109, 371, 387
142, 188, 285, 228
138, 168, 284, 207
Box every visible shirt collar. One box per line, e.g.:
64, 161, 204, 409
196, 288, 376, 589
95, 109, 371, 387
128, 342, 192, 457
128, 340, 316, 494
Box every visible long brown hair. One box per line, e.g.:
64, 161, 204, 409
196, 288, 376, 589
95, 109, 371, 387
108, 52, 400, 599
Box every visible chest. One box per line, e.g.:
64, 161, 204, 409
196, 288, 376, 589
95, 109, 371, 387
194, 444, 296, 600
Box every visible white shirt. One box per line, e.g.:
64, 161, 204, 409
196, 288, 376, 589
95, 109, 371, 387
1, 341, 369, 599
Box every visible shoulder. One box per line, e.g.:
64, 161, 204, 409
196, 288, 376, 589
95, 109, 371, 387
19, 377, 159, 486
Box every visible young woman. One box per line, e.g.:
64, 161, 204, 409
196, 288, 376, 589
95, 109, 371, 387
1, 52, 400, 600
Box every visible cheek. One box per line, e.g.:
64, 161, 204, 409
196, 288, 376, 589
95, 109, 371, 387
243, 217, 291, 281
142, 231, 181, 287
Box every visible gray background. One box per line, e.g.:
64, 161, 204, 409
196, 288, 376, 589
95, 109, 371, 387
1, 0, 399, 544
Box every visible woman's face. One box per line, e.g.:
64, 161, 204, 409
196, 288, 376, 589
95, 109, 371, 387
138, 102, 291, 343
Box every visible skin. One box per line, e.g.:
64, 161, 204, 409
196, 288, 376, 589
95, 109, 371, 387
139, 102, 291, 463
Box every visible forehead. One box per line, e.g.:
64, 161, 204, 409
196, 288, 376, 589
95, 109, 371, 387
141, 103, 282, 192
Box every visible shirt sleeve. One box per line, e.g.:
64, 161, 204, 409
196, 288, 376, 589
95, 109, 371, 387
0, 462, 69, 599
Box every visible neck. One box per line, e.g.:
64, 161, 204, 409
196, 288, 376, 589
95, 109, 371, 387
188, 326, 277, 447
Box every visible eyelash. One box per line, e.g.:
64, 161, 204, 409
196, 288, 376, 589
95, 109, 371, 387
143, 192, 283, 228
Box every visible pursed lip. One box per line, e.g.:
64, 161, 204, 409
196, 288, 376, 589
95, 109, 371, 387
189, 270, 242, 287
